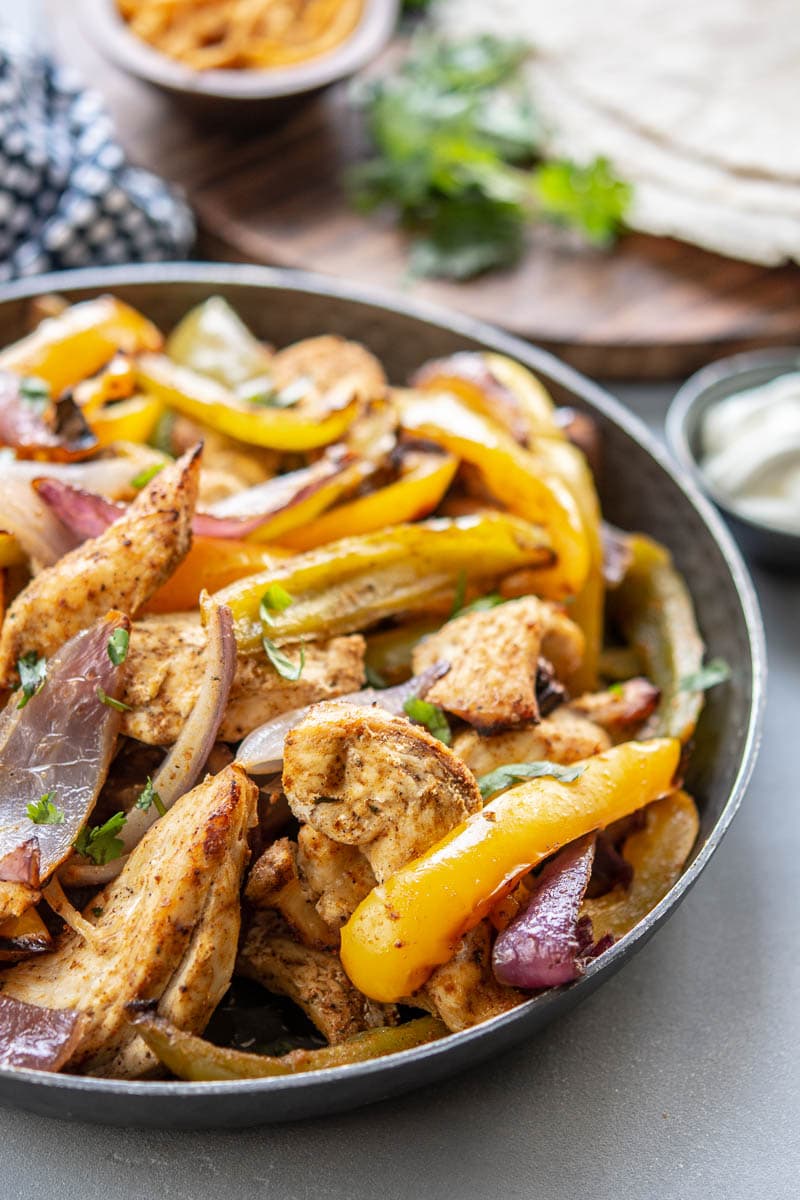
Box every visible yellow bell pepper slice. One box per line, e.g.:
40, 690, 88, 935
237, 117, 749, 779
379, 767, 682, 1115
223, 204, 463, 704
74, 354, 136, 418
89, 394, 163, 449
0, 532, 25, 568
533, 437, 604, 691
412, 352, 560, 443
610, 534, 705, 743
245, 458, 372, 545
136, 353, 361, 452
210, 512, 553, 652
145, 537, 289, 615
397, 390, 589, 599
277, 451, 458, 552
340, 737, 680, 1002
582, 790, 699, 942
0, 297, 162, 394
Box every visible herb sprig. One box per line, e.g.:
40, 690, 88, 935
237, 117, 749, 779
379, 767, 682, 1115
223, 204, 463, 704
477, 760, 586, 800
26, 792, 65, 825
403, 697, 452, 745
74, 812, 127, 866
15, 651, 47, 709
350, 35, 631, 280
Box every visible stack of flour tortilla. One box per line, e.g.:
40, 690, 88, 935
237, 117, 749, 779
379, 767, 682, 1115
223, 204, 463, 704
436, 0, 800, 265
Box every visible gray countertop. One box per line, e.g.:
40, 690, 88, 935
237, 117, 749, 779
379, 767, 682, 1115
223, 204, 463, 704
1, 381, 797, 1199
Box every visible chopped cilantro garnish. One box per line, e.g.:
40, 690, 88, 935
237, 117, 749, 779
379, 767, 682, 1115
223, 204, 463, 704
134, 776, 166, 818
260, 583, 295, 623
477, 760, 586, 800
26, 792, 64, 825
107, 627, 130, 666
74, 812, 127, 866
262, 637, 305, 681
679, 658, 731, 693
15, 651, 47, 709
19, 376, 51, 406
129, 462, 164, 490
96, 686, 132, 712
403, 697, 452, 745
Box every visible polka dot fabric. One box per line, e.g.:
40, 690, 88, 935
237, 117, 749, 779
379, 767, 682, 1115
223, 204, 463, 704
0, 37, 194, 281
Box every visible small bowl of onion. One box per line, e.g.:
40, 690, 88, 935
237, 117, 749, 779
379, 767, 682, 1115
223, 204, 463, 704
81, 0, 399, 114
667, 348, 800, 572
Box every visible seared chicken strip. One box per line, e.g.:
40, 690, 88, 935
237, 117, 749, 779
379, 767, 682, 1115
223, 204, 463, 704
283, 702, 482, 882
237, 910, 393, 1044
421, 922, 524, 1033
270, 335, 387, 403
245, 838, 337, 951
0, 446, 200, 687
120, 615, 366, 745
0, 764, 256, 1078
296, 825, 376, 929
453, 706, 611, 778
412, 597, 584, 734
570, 678, 660, 742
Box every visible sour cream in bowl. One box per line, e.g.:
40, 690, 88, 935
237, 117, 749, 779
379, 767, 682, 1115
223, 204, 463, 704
667, 349, 800, 571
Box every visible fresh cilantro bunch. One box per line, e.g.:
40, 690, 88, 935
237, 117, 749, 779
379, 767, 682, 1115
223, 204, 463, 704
350, 35, 631, 280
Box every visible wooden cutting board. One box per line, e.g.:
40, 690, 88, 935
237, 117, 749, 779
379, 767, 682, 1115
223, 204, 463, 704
49, 3, 800, 378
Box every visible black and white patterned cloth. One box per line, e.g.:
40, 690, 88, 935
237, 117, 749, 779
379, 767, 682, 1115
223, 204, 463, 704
0, 35, 194, 281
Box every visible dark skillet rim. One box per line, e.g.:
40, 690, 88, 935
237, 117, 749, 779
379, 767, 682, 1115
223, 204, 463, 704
81, 0, 400, 101
666, 345, 800, 541
0, 263, 766, 1103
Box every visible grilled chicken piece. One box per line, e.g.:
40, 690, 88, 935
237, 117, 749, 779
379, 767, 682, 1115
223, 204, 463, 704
270, 335, 386, 404
237, 910, 392, 1044
412, 597, 584, 734
283, 702, 482, 883
296, 825, 376, 929
0, 446, 200, 688
421, 922, 524, 1032
120, 615, 365, 745
245, 838, 337, 951
0, 764, 257, 1078
453, 706, 612, 778
570, 678, 660, 742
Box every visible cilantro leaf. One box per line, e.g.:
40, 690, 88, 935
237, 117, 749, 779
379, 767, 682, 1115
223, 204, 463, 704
478, 760, 586, 800
130, 462, 164, 490
96, 685, 132, 712
260, 583, 295, 622
349, 35, 630, 280
19, 376, 51, 407
533, 158, 632, 245
452, 592, 504, 620
403, 697, 452, 745
107, 627, 130, 666
263, 637, 305, 681
26, 792, 64, 825
134, 776, 166, 818
679, 658, 731, 693
16, 651, 47, 709
74, 812, 127, 866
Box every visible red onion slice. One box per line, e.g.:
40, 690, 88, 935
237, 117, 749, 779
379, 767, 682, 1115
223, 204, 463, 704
0, 611, 130, 885
492, 834, 597, 990
0, 457, 140, 566
35, 450, 357, 545
237, 662, 449, 775
0, 995, 83, 1072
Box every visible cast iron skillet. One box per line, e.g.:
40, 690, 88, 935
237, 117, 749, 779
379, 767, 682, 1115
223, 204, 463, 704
0, 265, 765, 1129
